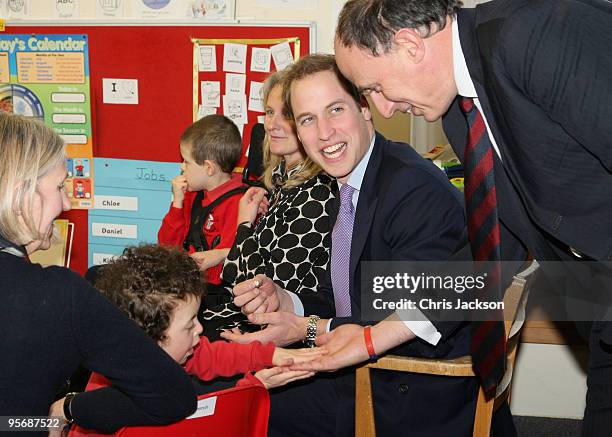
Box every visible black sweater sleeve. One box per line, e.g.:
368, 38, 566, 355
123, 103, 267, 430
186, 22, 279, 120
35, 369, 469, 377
52, 268, 197, 432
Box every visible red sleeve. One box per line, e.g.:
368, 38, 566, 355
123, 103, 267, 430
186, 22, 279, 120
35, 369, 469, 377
157, 191, 197, 246
215, 195, 241, 250
183, 337, 275, 381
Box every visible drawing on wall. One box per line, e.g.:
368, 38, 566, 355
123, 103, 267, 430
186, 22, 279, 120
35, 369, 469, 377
270, 41, 294, 71
97, 0, 123, 18
142, 0, 171, 9
250, 47, 271, 73
223, 43, 247, 74
7, 0, 28, 18
55, 0, 79, 18
198, 45, 217, 72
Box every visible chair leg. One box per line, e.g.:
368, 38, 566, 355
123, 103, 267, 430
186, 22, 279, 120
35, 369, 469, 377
355, 366, 376, 437
472, 385, 494, 437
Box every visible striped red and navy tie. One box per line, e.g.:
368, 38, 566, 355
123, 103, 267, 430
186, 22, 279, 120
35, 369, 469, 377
460, 97, 506, 394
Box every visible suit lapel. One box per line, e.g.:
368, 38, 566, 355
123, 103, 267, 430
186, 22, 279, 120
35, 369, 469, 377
349, 133, 383, 283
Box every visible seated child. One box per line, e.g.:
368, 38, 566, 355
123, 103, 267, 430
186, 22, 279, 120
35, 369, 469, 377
158, 114, 247, 289
69, 244, 319, 436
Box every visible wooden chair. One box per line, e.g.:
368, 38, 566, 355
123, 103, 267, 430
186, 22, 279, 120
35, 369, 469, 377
355, 262, 539, 437
114, 385, 270, 437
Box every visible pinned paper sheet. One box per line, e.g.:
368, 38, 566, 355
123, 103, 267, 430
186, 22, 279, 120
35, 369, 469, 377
250, 47, 271, 73
271, 42, 294, 71
198, 45, 217, 72
54, 0, 80, 19
103, 78, 139, 105
223, 43, 247, 74
197, 105, 217, 120
223, 94, 248, 126
248, 81, 264, 113
96, 0, 124, 18
225, 73, 246, 96
201, 81, 221, 107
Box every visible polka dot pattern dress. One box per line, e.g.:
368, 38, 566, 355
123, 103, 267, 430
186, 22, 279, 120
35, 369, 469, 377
223, 164, 336, 293
200, 164, 336, 338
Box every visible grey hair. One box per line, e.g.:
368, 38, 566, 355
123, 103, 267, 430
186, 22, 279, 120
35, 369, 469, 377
336, 0, 463, 55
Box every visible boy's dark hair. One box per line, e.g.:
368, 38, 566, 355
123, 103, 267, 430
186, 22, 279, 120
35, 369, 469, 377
95, 244, 205, 343
282, 53, 362, 118
336, 0, 463, 55
180, 114, 243, 173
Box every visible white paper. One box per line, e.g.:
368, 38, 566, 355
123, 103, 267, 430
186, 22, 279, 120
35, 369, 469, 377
188, 0, 231, 19
134, 0, 183, 19
255, 0, 318, 8
223, 94, 248, 126
248, 81, 265, 113
102, 78, 139, 105
270, 41, 294, 71
187, 396, 217, 419
96, 0, 124, 18
250, 47, 271, 73
223, 43, 248, 74
54, 0, 79, 18
7, 0, 28, 18
257, 115, 265, 124
197, 105, 217, 120
201, 81, 221, 107
225, 73, 246, 96
198, 45, 217, 72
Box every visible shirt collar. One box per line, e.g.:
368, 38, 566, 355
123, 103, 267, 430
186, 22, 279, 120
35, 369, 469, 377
341, 133, 376, 192
452, 18, 478, 99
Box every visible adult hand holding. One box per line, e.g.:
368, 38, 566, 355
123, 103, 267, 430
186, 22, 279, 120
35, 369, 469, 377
220, 311, 313, 347
237, 187, 268, 226
232, 274, 294, 315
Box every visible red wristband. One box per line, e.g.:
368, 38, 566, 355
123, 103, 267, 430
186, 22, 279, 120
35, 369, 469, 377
364, 326, 377, 361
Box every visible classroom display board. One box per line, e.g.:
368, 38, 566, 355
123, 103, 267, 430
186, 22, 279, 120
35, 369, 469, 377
0, 33, 94, 209
5, 22, 313, 274
89, 158, 180, 267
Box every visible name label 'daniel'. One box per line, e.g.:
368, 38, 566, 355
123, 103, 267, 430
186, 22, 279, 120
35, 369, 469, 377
94, 195, 138, 211
92, 223, 137, 239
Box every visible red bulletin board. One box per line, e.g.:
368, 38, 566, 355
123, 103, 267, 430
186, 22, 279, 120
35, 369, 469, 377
5, 22, 313, 274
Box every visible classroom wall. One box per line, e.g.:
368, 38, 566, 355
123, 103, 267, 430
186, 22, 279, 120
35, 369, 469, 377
15, 0, 588, 421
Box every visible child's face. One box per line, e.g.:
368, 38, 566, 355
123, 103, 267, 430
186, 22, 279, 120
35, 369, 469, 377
180, 143, 210, 192
159, 295, 203, 365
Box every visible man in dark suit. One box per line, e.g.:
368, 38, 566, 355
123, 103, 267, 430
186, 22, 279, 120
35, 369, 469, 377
297, 1, 612, 435
222, 53, 476, 436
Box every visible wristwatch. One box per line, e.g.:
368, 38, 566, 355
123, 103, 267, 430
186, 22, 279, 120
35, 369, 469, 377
304, 315, 320, 348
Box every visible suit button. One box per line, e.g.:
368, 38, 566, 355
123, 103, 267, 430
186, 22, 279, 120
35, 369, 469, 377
398, 384, 409, 394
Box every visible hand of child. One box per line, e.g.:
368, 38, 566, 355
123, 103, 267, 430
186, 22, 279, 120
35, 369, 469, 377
237, 187, 267, 226
272, 346, 327, 367
171, 174, 188, 208
254, 367, 315, 389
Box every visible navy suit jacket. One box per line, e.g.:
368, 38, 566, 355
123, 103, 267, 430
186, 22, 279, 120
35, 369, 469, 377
298, 132, 477, 435
444, 0, 612, 340
301, 132, 469, 357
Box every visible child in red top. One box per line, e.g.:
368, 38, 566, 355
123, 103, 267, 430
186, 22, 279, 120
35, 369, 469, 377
158, 115, 246, 285
69, 244, 319, 437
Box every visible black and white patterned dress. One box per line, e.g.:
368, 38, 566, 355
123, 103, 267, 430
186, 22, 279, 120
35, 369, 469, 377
200, 164, 336, 337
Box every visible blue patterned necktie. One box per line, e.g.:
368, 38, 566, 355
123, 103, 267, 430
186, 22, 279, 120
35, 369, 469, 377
331, 183, 356, 317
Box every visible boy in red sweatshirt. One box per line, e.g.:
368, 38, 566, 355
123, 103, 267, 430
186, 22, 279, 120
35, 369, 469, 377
158, 115, 246, 287
68, 244, 320, 437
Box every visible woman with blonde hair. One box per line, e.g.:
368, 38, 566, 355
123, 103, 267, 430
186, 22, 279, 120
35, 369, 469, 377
201, 70, 336, 337
0, 113, 195, 434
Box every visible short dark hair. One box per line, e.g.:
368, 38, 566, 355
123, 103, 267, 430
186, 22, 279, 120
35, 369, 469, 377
180, 114, 242, 173
95, 245, 205, 343
336, 0, 463, 55
282, 53, 362, 117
